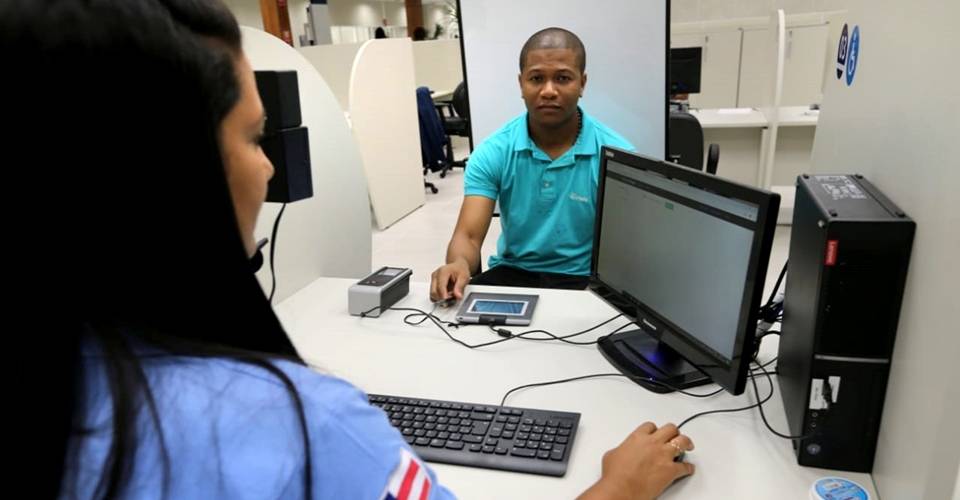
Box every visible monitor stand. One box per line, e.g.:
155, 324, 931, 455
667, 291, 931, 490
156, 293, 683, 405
598, 329, 711, 394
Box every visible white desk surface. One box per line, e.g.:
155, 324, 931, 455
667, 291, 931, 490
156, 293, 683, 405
689, 107, 818, 129
432, 88, 455, 101
689, 108, 768, 129
277, 278, 876, 500
778, 106, 820, 127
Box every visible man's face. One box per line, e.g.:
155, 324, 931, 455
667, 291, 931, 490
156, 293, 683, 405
519, 48, 586, 129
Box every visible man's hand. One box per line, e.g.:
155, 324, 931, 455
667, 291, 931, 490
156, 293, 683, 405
578, 422, 695, 500
430, 259, 471, 302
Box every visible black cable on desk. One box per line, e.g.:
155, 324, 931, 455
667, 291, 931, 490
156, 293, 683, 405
267, 203, 286, 304
499, 373, 728, 407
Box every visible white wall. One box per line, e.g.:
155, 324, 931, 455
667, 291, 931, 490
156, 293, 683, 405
810, 1, 960, 498
242, 27, 373, 301
671, 0, 850, 23
412, 39, 463, 92
299, 42, 365, 111
327, 0, 406, 27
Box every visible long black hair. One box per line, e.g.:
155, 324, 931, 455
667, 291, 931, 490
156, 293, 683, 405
2, 0, 312, 497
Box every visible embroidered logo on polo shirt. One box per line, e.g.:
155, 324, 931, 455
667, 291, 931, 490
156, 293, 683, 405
569, 192, 589, 204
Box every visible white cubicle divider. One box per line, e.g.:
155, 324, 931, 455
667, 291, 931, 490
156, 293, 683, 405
412, 39, 463, 95
459, 0, 667, 158
241, 27, 372, 302
349, 38, 425, 230
298, 42, 365, 113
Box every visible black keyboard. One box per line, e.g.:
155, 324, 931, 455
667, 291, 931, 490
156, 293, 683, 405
368, 394, 581, 477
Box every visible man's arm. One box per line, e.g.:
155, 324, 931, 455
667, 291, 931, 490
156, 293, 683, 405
430, 196, 495, 302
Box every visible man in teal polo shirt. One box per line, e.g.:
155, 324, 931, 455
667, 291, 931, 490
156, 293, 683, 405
430, 27, 634, 302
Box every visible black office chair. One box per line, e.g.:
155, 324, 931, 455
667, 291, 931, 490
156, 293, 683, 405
435, 82, 470, 177
668, 111, 719, 175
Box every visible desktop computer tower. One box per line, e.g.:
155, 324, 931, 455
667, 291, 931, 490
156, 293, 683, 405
778, 174, 914, 472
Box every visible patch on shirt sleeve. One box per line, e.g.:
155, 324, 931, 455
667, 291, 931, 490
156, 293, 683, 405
380, 448, 432, 500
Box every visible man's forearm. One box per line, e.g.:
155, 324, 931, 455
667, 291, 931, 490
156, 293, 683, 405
446, 234, 481, 274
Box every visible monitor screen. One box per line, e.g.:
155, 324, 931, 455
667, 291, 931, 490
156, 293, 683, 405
669, 47, 702, 94
591, 147, 779, 394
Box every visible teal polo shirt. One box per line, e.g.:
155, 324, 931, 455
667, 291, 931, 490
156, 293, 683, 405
464, 109, 634, 276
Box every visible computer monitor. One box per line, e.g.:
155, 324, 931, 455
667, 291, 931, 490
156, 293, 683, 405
669, 47, 702, 95
590, 147, 779, 395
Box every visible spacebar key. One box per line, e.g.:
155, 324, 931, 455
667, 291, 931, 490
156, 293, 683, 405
510, 448, 537, 458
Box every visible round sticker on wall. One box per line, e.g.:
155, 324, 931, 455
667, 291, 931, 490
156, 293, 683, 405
836, 24, 848, 79
845, 26, 860, 86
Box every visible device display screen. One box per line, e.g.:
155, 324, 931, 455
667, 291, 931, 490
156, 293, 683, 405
380, 268, 402, 277
469, 300, 527, 316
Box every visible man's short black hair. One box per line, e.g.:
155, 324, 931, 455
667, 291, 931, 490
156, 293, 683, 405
519, 27, 586, 73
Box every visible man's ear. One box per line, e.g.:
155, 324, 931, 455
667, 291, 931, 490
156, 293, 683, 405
518, 72, 523, 95
580, 72, 588, 96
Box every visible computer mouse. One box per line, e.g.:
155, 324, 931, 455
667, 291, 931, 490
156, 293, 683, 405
437, 297, 457, 308
673, 450, 686, 462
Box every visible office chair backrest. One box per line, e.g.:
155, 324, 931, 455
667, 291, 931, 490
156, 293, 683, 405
416, 86, 447, 172
452, 82, 469, 119
667, 111, 704, 170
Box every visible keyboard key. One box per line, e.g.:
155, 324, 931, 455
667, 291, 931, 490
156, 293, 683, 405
517, 432, 529, 440
547, 420, 559, 427
503, 431, 515, 439
469, 444, 483, 452
401, 428, 414, 436
425, 408, 437, 416
557, 437, 569, 445
445, 441, 464, 450
530, 433, 543, 441
484, 406, 498, 413
424, 423, 436, 431
458, 426, 471, 434
438, 432, 450, 440
533, 426, 545, 433
546, 427, 557, 435
461, 404, 473, 411
404, 436, 415, 445
417, 400, 430, 407
413, 422, 424, 429
412, 407, 423, 414
505, 424, 518, 431
559, 429, 571, 436
426, 431, 438, 438
507, 417, 520, 424
429, 402, 439, 408
543, 435, 555, 443
458, 412, 471, 419
401, 420, 413, 428
449, 433, 463, 441
482, 446, 495, 454
463, 435, 483, 444
515, 440, 527, 448
537, 451, 551, 459
495, 416, 508, 423
485, 438, 498, 446
535, 419, 546, 426
495, 447, 508, 455
511, 448, 536, 458
471, 423, 490, 435
436, 425, 448, 432
415, 437, 430, 446
390, 419, 401, 427
539, 442, 553, 450
426, 416, 438, 423
441, 403, 452, 409
554, 445, 566, 455
550, 450, 564, 461
522, 418, 534, 425
449, 418, 461, 426
560, 421, 573, 429
461, 419, 473, 426
414, 415, 426, 422
430, 439, 445, 448
451, 404, 462, 410
472, 413, 493, 421
414, 430, 426, 437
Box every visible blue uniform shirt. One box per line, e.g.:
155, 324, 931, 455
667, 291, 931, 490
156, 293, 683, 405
464, 108, 634, 276
61, 339, 456, 499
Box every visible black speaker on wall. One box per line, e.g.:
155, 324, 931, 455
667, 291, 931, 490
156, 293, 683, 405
261, 126, 313, 203
254, 70, 302, 132
254, 70, 312, 204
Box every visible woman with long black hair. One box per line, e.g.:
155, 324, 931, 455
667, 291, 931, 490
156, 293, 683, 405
5, 1, 694, 498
